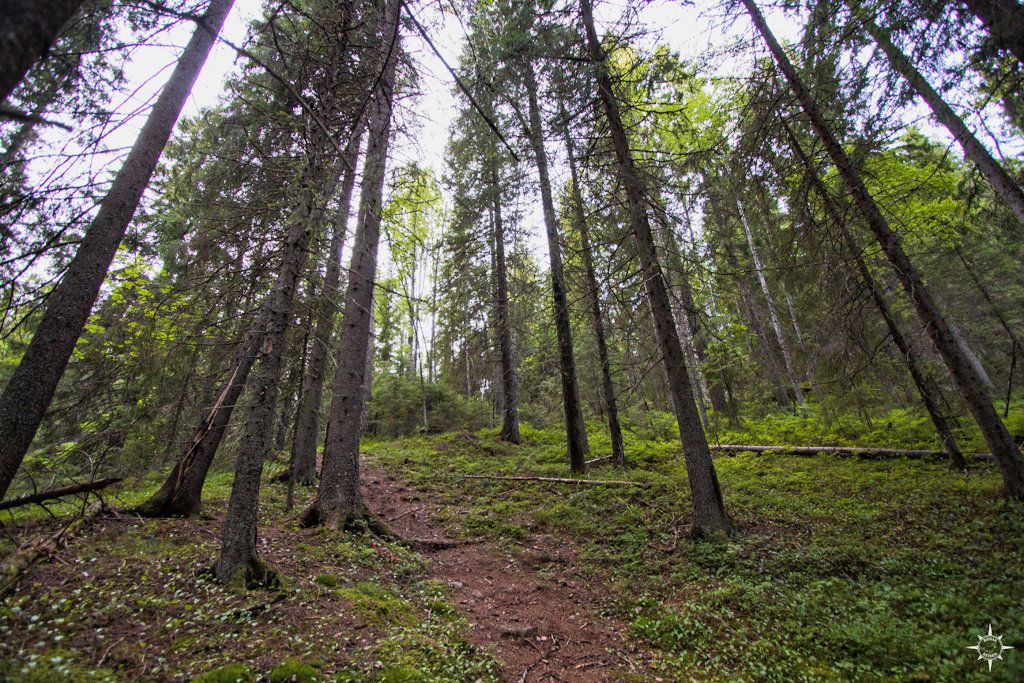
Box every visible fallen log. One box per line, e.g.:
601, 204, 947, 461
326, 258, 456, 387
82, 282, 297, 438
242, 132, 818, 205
1, 502, 110, 596
710, 444, 993, 460
0, 477, 123, 511
463, 474, 649, 487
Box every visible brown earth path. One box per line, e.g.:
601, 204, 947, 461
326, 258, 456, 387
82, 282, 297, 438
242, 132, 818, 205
361, 465, 654, 682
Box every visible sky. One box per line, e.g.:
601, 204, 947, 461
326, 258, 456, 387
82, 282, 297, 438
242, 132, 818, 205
145, 0, 804, 183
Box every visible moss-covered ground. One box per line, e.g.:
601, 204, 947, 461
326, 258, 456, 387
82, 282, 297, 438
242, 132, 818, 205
1, 409, 1022, 681
367, 418, 1024, 682
0, 469, 499, 682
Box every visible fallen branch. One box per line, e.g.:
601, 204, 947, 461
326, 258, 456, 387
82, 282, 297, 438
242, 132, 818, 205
0, 477, 123, 511
584, 454, 614, 466
710, 444, 993, 460
404, 537, 484, 551
1, 502, 111, 596
463, 474, 649, 487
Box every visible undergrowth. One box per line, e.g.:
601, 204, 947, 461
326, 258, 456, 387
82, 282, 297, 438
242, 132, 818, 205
368, 417, 1024, 682
0, 473, 499, 682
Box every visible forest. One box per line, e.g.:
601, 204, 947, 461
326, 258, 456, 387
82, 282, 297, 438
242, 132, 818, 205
1, 0, 1023, 680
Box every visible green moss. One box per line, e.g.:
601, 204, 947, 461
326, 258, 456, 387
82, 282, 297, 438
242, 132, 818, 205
192, 663, 255, 682
378, 666, 428, 682
337, 582, 415, 627
314, 573, 340, 588
268, 658, 320, 682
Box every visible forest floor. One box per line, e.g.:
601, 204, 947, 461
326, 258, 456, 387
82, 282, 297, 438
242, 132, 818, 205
1, 422, 1023, 681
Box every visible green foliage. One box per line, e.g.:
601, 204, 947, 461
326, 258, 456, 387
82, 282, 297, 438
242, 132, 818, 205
367, 374, 490, 437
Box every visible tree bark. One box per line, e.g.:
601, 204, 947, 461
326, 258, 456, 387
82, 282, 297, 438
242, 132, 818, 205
580, 0, 731, 534
0, 0, 86, 104
300, 0, 400, 529
851, 1, 1024, 228
290, 128, 364, 485
522, 59, 589, 472
561, 119, 625, 466
0, 0, 234, 502
743, 0, 1024, 496
490, 167, 521, 444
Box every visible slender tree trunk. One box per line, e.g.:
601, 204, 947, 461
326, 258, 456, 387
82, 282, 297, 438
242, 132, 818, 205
743, 0, 1024, 496
653, 207, 711, 427
0, 0, 86, 104
136, 304, 270, 517
490, 167, 521, 444
300, 0, 400, 529
0, 0, 234, 502
215, 126, 333, 584
736, 197, 807, 416
275, 317, 309, 454
784, 124, 968, 468
964, 0, 1024, 64
522, 59, 589, 472
580, 0, 731, 534
561, 120, 625, 465
850, 1, 1024, 227
290, 128, 363, 486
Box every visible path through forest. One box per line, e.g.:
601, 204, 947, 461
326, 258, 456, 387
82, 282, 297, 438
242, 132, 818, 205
362, 465, 653, 682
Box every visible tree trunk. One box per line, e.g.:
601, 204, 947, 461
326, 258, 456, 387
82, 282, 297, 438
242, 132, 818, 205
214, 125, 334, 584
964, 0, 1024, 63
783, 123, 968, 469
743, 0, 1024, 496
653, 205, 711, 427
580, 0, 731, 534
522, 59, 589, 472
290, 128, 363, 486
300, 0, 400, 529
0, 0, 234, 502
275, 317, 309, 454
134, 304, 270, 517
490, 167, 521, 444
851, 1, 1024, 228
561, 119, 625, 465
736, 197, 807, 416
0, 0, 86, 104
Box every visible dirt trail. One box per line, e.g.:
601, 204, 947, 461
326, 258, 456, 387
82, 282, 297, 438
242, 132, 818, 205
362, 466, 652, 682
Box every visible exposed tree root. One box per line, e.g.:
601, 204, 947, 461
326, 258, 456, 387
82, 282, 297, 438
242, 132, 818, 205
214, 552, 280, 590
299, 502, 481, 551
